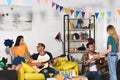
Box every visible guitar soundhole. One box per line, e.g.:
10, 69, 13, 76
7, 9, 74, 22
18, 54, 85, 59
38, 65, 44, 68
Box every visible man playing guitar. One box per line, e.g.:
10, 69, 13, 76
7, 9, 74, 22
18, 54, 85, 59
27, 43, 59, 79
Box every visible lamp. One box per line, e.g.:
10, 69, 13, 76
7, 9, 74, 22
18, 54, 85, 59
55, 32, 64, 44
55, 32, 65, 55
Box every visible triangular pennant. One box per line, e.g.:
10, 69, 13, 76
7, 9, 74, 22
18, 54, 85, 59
45, 0, 48, 4
76, 11, 80, 17
117, 10, 120, 16
81, 11, 85, 18
56, 4, 59, 10
37, 0, 40, 4
18, 0, 23, 4
64, 8, 69, 13
52, 2, 55, 7
70, 9, 74, 15
7, 0, 12, 6
107, 11, 112, 17
95, 12, 99, 19
88, 12, 92, 18
60, 6, 63, 11
100, 12, 105, 18
25, 0, 31, 4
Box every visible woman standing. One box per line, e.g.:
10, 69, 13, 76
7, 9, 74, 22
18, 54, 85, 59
10, 35, 31, 71
100, 25, 119, 80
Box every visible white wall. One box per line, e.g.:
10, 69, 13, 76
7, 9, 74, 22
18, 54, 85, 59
0, 0, 120, 63
0, 0, 64, 63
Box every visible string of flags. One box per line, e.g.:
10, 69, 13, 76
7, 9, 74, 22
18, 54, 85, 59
51, 2, 120, 19
2, 0, 120, 19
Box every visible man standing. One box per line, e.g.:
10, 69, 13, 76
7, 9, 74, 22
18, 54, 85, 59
28, 43, 59, 79
82, 43, 102, 80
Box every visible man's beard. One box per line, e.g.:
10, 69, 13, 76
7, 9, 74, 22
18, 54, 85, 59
89, 50, 94, 53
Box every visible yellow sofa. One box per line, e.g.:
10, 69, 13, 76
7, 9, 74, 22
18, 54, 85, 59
18, 57, 79, 80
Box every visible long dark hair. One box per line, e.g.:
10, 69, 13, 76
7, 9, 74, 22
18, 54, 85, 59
14, 35, 24, 46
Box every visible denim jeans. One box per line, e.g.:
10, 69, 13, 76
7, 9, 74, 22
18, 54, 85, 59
12, 56, 25, 66
40, 66, 59, 79
107, 52, 118, 80
83, 70, 102, 80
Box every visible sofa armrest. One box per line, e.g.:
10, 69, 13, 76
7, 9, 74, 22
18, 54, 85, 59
18, 67, 25, 80
58, 57, 67, 63
73, 62, 79, 76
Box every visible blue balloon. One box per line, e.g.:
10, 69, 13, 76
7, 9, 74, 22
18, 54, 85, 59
4, 39, 14, 48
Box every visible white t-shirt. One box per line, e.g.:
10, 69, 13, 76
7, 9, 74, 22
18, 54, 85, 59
37, 53, 50, 62
89, 54, 97, 71
31, 51, 53, 67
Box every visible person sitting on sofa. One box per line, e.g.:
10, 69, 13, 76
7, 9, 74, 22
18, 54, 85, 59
81, 43, 102, 80
27, 43, 59, 79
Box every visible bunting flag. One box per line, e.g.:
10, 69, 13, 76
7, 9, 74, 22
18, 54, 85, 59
64, 8, 69, 13
95, 12, 99, 19
25, 0, 31, 4
52, 2, 55, 7
88, 12, 92, 18
37, 0, 40, 4
81, 11, 85, 18
76, 11, 80, 17
45, 0, 48, 3
100, 12, 105, 18
117, 10, 120, 16
60, 6, 63, 11
7, 0, 12, 6
107, 11, 112, 17
18, 0, 23, 4
56, 4, 59, 10
49, 1, 120, 18
70, 9, 74, 15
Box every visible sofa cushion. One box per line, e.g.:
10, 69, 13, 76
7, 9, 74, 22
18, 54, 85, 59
22, 62, 35, 73
59, 57, 67, 62
58, 57, 67, 66
24, 73, 45, 80
59, 62, 76, 70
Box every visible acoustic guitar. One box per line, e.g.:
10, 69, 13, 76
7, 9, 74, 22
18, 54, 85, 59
32, 54, 66, 73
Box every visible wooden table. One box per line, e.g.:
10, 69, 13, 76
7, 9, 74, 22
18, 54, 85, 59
71, 76, 88, 80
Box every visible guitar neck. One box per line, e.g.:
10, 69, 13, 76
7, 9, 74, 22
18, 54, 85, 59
42, 54, 66, 64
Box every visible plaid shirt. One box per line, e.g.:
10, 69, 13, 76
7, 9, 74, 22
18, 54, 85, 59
81, 52, 104, 73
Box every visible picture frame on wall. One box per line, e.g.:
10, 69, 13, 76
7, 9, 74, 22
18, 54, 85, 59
0, 5, 32, 31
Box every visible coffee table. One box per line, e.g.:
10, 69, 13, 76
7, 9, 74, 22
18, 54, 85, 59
47, 78, 56, 80
71, 76, 88, 80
